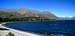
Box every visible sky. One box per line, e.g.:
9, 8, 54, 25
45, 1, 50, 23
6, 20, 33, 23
0, 0, 75, 17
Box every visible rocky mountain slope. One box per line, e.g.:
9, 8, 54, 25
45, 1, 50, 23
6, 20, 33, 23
0, 8, 57, 19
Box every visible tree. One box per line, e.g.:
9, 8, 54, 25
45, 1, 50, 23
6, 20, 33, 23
0, 17, 2, 22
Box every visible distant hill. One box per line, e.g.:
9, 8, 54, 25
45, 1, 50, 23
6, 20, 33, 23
71, 16, 75, 20
57, 16, 75, 20
0, 8, 57, 19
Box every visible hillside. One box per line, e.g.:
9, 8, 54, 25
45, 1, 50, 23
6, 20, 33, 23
0, 8, 57, 20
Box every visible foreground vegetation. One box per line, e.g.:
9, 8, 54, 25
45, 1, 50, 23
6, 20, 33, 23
6, 32, 14, 36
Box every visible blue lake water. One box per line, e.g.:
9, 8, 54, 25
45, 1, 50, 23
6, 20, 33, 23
3, 20, 75, 36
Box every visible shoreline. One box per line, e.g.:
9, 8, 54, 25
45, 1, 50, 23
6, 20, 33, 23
0, 22, 44, 36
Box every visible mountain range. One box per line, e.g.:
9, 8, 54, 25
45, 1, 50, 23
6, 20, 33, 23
0, 7, 57, 19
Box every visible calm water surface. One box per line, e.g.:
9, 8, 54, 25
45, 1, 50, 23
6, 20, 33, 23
3, 20, 75, 36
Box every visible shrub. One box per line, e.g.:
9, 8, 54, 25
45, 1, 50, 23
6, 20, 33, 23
6, 32, 15, 36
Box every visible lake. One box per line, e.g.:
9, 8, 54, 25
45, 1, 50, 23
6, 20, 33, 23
3, 20, 75, 36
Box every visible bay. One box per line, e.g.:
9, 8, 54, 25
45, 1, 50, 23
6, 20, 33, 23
3, 20, 75, 36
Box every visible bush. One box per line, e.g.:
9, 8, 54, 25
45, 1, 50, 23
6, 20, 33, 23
6, 32, 15, 36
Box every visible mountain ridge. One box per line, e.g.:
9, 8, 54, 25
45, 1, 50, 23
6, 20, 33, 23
0, 8, 57, 19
